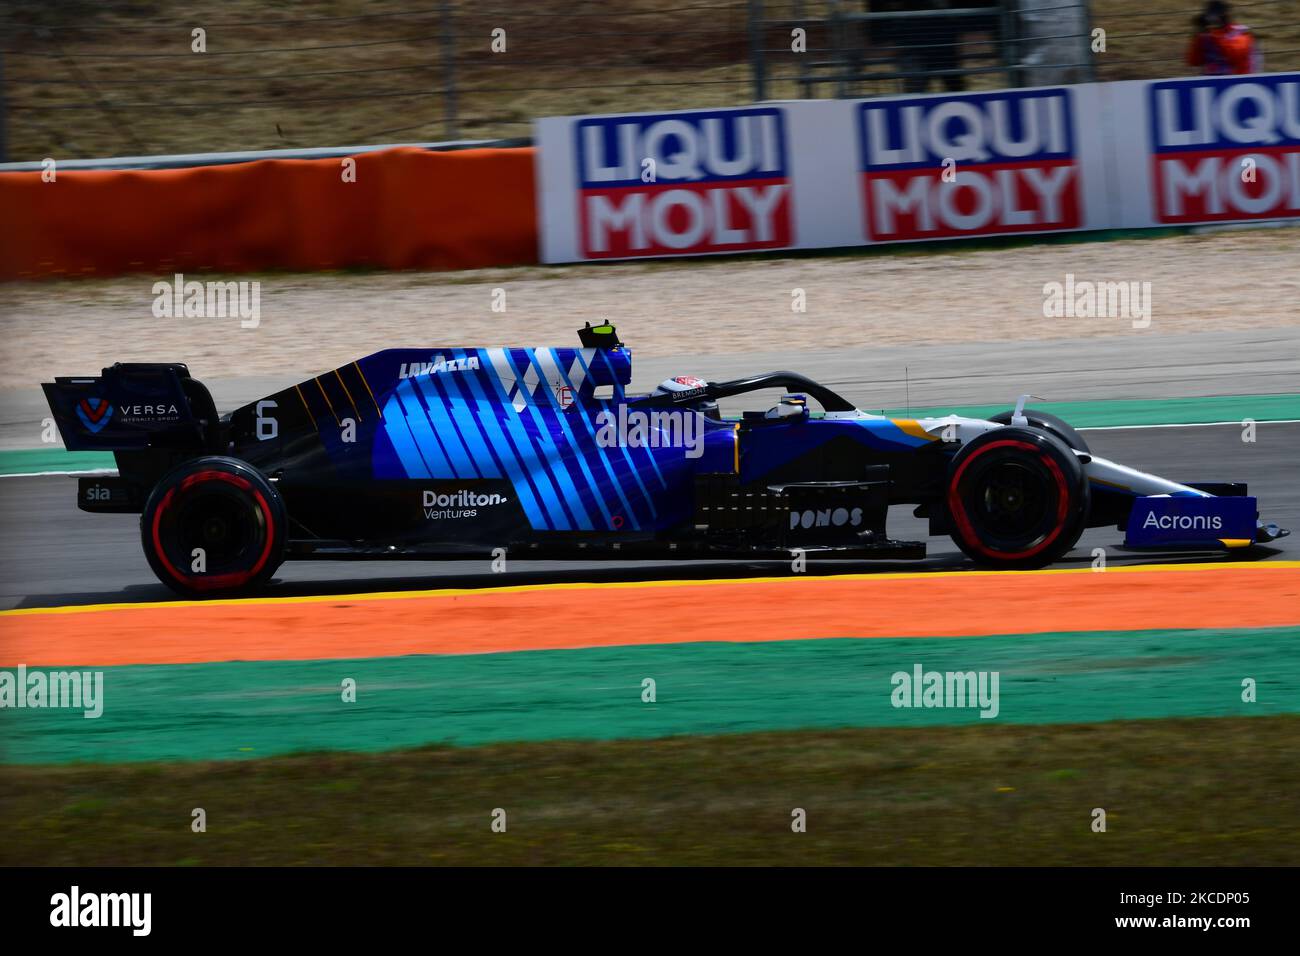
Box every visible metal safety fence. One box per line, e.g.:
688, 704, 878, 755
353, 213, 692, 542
1, 0, 1297, 162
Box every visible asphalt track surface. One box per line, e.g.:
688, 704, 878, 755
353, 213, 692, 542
1, 422, 1295, 611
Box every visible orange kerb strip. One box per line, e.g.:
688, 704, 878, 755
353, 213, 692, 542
2, 565, 1297, 667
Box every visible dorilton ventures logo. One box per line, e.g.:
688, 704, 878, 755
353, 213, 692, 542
50, 886, 151, 936
422, 489, 508, 520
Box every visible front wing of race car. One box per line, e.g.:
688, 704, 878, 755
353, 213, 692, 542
916, 410, 1289, 553
1123, 494, 1259, 550
1073, 444, 1288, 552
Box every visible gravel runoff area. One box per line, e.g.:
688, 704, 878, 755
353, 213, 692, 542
1, 228, 1297, 391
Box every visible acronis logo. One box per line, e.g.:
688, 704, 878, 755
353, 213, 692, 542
75, 397, 113, 433
1142, 512, 1222, 530
576, 108, 792, 258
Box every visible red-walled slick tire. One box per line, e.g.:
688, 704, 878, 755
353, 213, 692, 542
140, 456, 286, 598
946, 426, 1090, 570
988, 409, 1090, 455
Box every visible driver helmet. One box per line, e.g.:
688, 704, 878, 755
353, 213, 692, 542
652, 376, 719, 419
653, 375, 708, 395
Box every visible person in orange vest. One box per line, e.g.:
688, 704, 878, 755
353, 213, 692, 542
1187, 1, 1262, 75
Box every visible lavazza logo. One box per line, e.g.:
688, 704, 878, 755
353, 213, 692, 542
423, 489, 508, 520
399, 354, 480, 379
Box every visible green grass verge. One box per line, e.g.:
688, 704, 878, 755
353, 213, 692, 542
2, 715, 1296, 866
8, 627, 1298, 765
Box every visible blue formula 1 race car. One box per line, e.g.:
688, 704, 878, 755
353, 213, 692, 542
43, 323, 1289, 597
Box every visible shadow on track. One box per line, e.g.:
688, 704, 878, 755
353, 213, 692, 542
9, 545, 1280, 611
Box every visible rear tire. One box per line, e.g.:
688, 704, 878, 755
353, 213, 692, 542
946, 426, 1090, 569
140, 456, 285, 598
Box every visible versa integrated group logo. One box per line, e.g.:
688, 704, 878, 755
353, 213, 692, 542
75, 397, 113, 433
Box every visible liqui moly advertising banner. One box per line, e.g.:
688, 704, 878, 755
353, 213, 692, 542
572, 108, 793, 258
536, 106, 807, 262
1112, 72, 1300, 226
856, 89, 1094, 241
534, 75, 1297, 263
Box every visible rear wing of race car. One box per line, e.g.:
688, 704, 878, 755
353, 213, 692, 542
41, 363, 219, 452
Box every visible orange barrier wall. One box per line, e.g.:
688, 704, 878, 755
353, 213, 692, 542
0, 146, 539, 280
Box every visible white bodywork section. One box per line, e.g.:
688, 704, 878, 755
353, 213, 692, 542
836, 409, 1214, 499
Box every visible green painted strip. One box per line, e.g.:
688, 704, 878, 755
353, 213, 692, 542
0, 448, 115, 476
4, 626, 1296, 765
877, 393, 1300, 428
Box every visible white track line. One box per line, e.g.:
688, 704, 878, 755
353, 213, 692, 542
1079, 419, 1300, 431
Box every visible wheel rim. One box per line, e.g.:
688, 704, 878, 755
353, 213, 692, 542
171, 486, 261, 570
949, 439, 1071, 560
150, 470, 276, 589
968, 458, 1055, 548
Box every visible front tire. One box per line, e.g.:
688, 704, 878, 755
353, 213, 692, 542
946, 426, 1090, 569
989, 409, 1090, 454
140, 456, 286, 598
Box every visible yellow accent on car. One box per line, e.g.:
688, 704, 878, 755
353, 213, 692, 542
315, 377, 340, 426
891, 419, 939, 442
334, 369, 362, 423
353, 362, 384, 420
1219, 538, 1253, 548
294, 384, 314, 427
